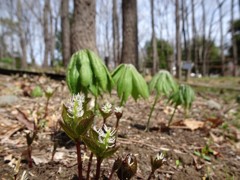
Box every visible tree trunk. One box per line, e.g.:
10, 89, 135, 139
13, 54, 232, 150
71, 0, 97, 54
17, 0, 27, 69
232, 0, 238, 76
121, 0, 139, 69
112, 0, 120, 66
191, 0, 198, 74
151, 0, 158, 74
217, 0, 225, 76
61, 0, 70, 67
201, 0, 207, 76
175, 0, 182, 79
43, 0, 51, 67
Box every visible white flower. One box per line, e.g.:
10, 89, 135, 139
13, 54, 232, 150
66, 93, 85, 118
93, 124, 116, 148
114, 106, 123, 113
155, 152, 166, 162
101, 102, 112, 113
46, 86, 54, 94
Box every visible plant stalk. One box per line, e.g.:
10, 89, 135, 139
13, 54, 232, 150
76, 141, 83, 180
43, 97, 50, 118
95, 157, 102, 180
27, 145, 33, 168
147, 170, 154, 180
145, 95, 159, 131
86, 152, 93, 180
168, 105, 177, 127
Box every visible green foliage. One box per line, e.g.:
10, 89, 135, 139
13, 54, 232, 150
66, 49, 114, 96
82, 126, 118, 160
60, 101, 94, 141
31, 86, 43, 97
0, 57, 14, 64
168, 84, 195, 111
146, 70, 177, 131
168, 84, 195, 126
145, 39, 173, 69
112, 64, 149, 105
149, 70, 177, 96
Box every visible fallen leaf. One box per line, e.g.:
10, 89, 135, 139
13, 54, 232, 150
16, 108, 34, 131
183, 119, 204, 131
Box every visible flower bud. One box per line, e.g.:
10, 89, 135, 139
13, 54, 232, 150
117, 154, 137, 180
150, 151, 166, 172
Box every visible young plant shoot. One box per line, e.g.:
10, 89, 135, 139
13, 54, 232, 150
112, 64, 149, 106
168, 84, 195, 126
148, 151, 166, 180
82, 125, 119, 179
60, 93, 94, 179
146, 70, 177, 131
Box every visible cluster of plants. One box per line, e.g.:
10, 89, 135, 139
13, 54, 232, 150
58, 49, 195, 179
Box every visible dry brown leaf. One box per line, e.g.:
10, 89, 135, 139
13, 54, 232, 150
183, 119, 204, 131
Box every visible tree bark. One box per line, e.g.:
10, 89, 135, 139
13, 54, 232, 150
61, 0, 71, 67
112, 0, 120, 66
175, 0, 182, 79
151, 0, 159, 74
17, 0, 27, 69
201, 0, 207, 76
217, 0, 225, 76
191, 0, 198, 74
71, 0, 97, 54
231, 0, 238, 76
121, 0, 139, 69
43, 0, 51, 67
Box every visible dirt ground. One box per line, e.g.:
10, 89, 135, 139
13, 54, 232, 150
0, 74, 240, 179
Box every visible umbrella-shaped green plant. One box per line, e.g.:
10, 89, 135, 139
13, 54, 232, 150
66, 49, 114, 96
168, 84, 195, 126
82, 124, 119, 179
60, 93, 94, 179
112, 64, 149, 106
146, 70, 177, 131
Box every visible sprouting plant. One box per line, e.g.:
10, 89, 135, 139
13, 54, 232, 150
60, 93, 94, 179
146, 70, 177, 131
99, 101, 113, 124
147, 151, 166, 180
43, 86, 55, 118
66, 49, 114, 97
168, 84, 195, 126
112, 64, 149, 106
114, 106, 123, 129
111, 154, 137, 180
82, 124, 119, 179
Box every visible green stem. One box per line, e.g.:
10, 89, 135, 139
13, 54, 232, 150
168, 105, 177, 127
76, 141, 83, 180
120, 97, 124, 107
145, 95, 159, 132
95, 157, 102, 180
86, 152, 93, 180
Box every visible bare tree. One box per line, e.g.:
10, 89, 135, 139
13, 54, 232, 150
61, 0, 70, 67
175, 0, 182, 79
151, 0, 159, 74
231, 0, 238, 76
17, 0, 27, 69
201, 0, 207, 76
71, 0, 97, 54
191, 0, 198, 74
217, 0, 226, 76
121, 0, 138, 68
112, 0, 120, 66
42, 0, 51, 67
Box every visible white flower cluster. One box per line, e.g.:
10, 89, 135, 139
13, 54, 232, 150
114, 106, 123, 113
94, 124, 116, 148
101, 102, 112, 113
66, 93, 85, 118
155, 152, 166, 162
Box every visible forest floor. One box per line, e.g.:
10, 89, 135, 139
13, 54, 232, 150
0, 74, 240, 180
